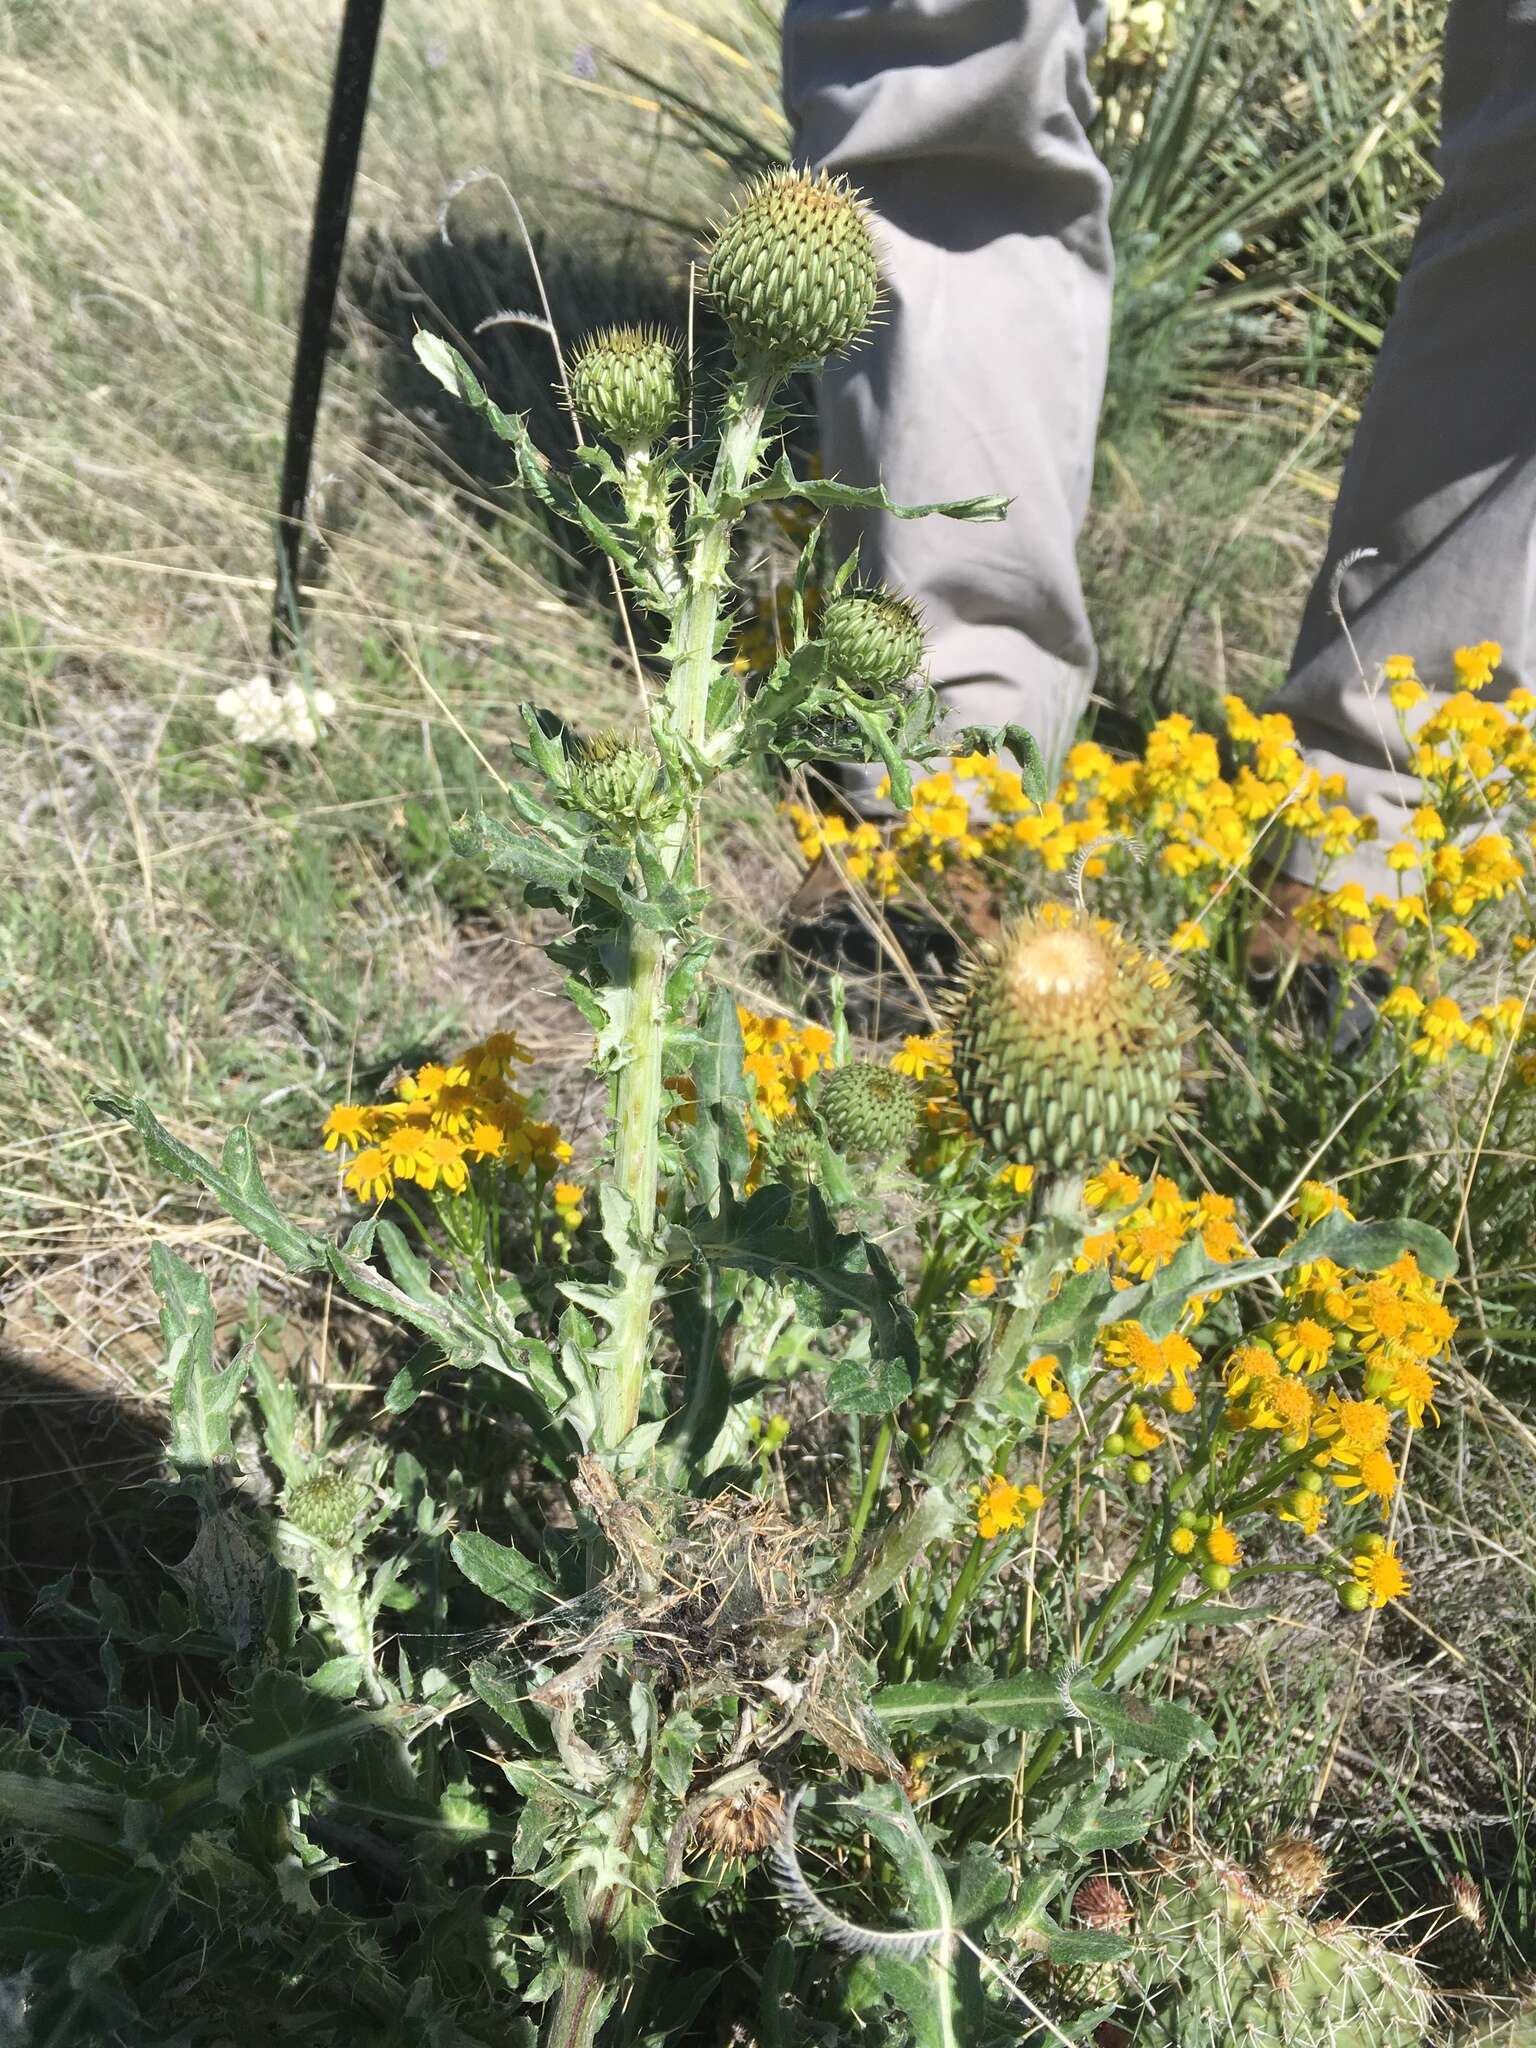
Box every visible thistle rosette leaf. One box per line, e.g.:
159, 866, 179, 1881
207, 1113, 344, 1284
707, 169, 880, 369
949, 909, 1189, 1171
568, 324, 683, 453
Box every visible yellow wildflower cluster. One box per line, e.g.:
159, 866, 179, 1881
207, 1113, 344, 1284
1078, 1167, 1249, 1288
783, 651, 1536, 1078
322, 1034, 574, 1207
972, 1175, 1453, 1602
737, 1007, 834, 1122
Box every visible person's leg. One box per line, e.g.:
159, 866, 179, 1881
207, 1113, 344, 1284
782, 0, 1113, 807
1273, 0, 1536, 890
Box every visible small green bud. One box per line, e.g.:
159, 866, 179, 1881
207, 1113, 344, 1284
1104, 1432, 1129, 1459
1176, 1507, 1200, 1529
285, 1474, 368, 1545
762, 1121, 822, 1191
568, 324, 683, 451
819, 1062, 920, 1160
569, 731, 673, 830
1340, 1581, 1371, 1612
1194, 1512, 1214, 1534
821, 587, 926, 695
707, 169, 880, 368
1298, 1468, 1325, 1493
1201, 1563, 1233, 1592
1129, 1458, 1154, 1486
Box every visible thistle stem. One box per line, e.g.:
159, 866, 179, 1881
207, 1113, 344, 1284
597, 371, 773, 1453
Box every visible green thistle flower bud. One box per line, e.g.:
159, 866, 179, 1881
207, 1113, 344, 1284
761, 1122, 822, 1192
949, 910, 1188, 1172
567, 324, 683, 451
819, 1061, 920, 1160
285, 1474, 368, 1545
821, 587, 926, 695
569, 731, 674, 830
707, 169, 880, 369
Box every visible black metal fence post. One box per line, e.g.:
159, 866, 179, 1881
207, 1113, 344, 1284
271, 0, 386, 662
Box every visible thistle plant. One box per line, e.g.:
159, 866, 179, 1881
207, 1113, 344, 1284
11, 166, 1471, 2048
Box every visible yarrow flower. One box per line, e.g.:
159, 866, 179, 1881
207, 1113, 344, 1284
215, 674, 336, 748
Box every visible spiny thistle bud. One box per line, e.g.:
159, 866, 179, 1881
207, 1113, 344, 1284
706, 169, 880, 368
569, 731, 673, 830
821, 587, 926, 695
819, 1061, 920, 1160
567, 324, 683, 451
285, 1473, 369, 1545
761, 1122, 822, 1192
1258, 1835, 1331, 1910
949, 909, 1187, 1172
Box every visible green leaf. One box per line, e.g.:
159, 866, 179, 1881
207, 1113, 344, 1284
221, 1669, 373, 1800
677, 985, 752, 1210
306, 1656, 365, 1699
453, 808, 584, 900
1065, 1672, 1214, 1761
692, 1187, 918, 1411
1044, 1927, 1133, 1967
1288, 1209, 1457, 1281
96, 1095, 322, 1272
414, 332, 654, 592
470, 1660, 541, 1745
149, 1244, 249, 1470
1003, 724, 1051, 808
737, 453, 1008, 524
845, 700, 913, 812
871, 1670, 1067, 1732
451, 1532, 554, 1616
842, 1785, 962, 2048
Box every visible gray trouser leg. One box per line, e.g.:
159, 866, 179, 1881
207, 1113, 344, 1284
782, 0, 1113, 808
1273, 0, 1536, 890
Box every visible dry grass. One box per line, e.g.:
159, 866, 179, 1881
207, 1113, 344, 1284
0, 0, 791, 1385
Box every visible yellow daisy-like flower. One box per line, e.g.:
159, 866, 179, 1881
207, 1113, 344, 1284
1331, 1443, 1399, 1509
975, 1474, 1044, 1540
343, 1146, 393, 1204
1272, 1318, 1334, 1374
1292, 1180, 1352, 1226
323, 1104, 376, 1153
890, 1033, 952, 1082
1205, 1515, 1242, 1568
1381, 985, 1425, 1023
1170, 919, 1210, 953
1351, 1541, 1410, 1607
1453, 639, 1501, 691
1085, 1163, 1143, 1211
967, 1268, 999, 1299
1317, 1394, 1393, 1454
995, 1161, 1036, 1198
553, 1180, 585, 1229
1279, 1488, 1327, 1537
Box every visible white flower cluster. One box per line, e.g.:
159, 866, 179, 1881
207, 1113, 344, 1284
214, 674, 336, 749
